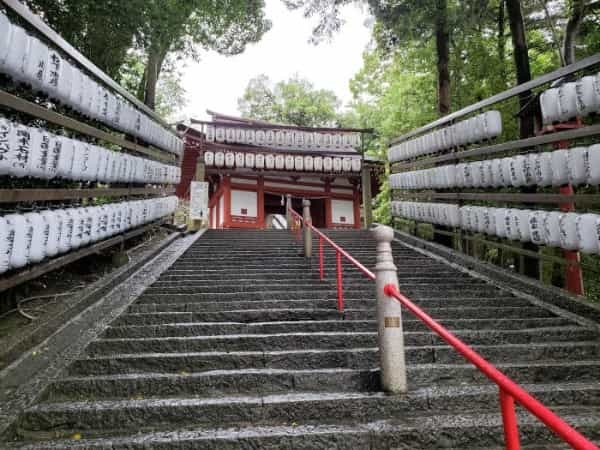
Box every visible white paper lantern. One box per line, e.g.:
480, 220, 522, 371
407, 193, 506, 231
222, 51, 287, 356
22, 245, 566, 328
235, 152, 245, 168
533, 152, 553, 187
551, 150, 569, 186
342, 158, 352, 172
577, 214, 600, 254
255, 153, 265, 169
70, 208, 86, 249
225, 152, 235, 168
509, 156, 528, 187
575, 76, 599, 116
470, 162, 483, 187
245, 153, 255, 169
540, 89, 560, 125
0, 118, 14, 175
491, 159, 504, 187
22, 37, 48, 90
493, 208, 509, 238
543, 211, 563, 247
588, 144, 600, 185
0, 216, 11, 274
525, 211, 544, 245
56, 209, 73, 254
3, 26, 28, 80
314, 156, 323, 171
567, 147, 589, 186
0, 13, 12, 71
27, 128, 50, 179
6, 214, 32, 269
323, 157, 333, 172
557, 82, 578, 122
80, 208, 92, 246
332, 157, 342, 172
284, 155, 294, 170
304, 156, 314, 171
559, 212, 579, 250
351, 158, 361, 172
41, 210, 60, 258
9, 125, 36, 177
275, 154, 285, 170
294, 155, 304, 171
265, 154, 275, 169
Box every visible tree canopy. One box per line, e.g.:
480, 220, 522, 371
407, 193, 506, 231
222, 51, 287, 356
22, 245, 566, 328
238, 75, 342, 127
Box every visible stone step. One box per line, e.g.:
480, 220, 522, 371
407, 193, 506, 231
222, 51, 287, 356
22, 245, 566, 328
126, 296, 531, 313
69, 341, 600, 376
46, 361, 600, 402
102, 317, 577, 339
15, 384, 600, 438
85, 328, 598, 356
135, 287, 507, 302
113, 306, 557, 325
155, 272, 470, 282
148, 280, 488, 290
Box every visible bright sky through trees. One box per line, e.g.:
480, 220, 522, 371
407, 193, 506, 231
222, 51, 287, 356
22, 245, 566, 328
178, 0, 371, 121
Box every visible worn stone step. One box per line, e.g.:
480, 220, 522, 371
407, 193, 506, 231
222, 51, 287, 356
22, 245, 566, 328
16, 384, 600, 437
135, 287, 507, 302
155, 272, 470, 282
47, 360, 600, 402
69, 341, 600, 376
102, 317, 576, 339
86, 328, 598, 356
127, 296, 530, 313
114, 306, 557, 325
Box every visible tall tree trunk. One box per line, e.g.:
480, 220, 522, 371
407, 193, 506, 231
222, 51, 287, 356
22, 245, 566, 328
506, 0, 533, 139
435, 0, 451, 116
506, 0, 539, 278
563, 0, 586, 65
142, 48, 167, 110
497, 0, 507, 84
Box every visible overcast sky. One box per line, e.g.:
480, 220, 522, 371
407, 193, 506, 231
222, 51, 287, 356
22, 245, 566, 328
179, 0, 372, 121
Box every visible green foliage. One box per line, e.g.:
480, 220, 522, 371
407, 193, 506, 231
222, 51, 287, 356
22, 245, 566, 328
238, 75, 342, 127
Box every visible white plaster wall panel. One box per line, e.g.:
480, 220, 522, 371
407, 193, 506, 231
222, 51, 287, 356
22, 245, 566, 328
331, 199, 355, 225
231, 190, 258, 217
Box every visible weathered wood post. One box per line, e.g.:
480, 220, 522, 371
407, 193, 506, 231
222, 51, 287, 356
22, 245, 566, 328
372, 225, 407, 393
302, 199, 312, 257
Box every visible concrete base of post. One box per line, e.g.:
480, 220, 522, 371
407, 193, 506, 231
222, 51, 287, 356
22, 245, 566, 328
372, 225, 407, 394
302, 199, 312, 258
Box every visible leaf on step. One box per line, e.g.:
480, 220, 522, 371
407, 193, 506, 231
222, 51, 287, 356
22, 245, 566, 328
71, 432, 82, 440
179, 370, 189, 376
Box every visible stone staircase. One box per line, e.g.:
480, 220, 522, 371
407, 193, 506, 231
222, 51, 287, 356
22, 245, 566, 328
3, 229, 600, 449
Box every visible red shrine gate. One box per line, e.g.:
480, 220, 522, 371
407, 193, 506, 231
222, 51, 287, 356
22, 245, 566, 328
177, 112, 379, 229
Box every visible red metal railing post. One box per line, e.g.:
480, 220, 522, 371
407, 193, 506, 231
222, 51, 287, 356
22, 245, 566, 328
319, 236, 324, 281
500, 389, 521, 450
336, 250, 343, 311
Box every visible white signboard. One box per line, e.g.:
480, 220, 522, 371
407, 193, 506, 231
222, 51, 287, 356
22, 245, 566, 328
190, 181, 209, 220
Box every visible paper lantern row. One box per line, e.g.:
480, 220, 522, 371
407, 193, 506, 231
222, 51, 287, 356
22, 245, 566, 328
203, 151, 362, 173
0, 13, 182, 156
540, 73, 600, 125
0, 117, 181, 184
388, 111, 502, 163
0, 196, 178, 274
391, 201, 600, 254
205, 125, 361, 150
390, 145, 600, 190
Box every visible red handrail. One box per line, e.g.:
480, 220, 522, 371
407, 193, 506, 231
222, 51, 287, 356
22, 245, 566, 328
289, 207, 374, 311
288, 207, 598, 450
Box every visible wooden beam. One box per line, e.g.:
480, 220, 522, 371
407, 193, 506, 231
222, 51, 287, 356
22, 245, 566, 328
392, 123, 600, 171
0, 187, 175, 203
0, 220, 168, 293
392, 191, 600, 205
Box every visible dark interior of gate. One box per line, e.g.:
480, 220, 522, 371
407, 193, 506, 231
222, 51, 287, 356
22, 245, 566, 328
0, 1, 599, 449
